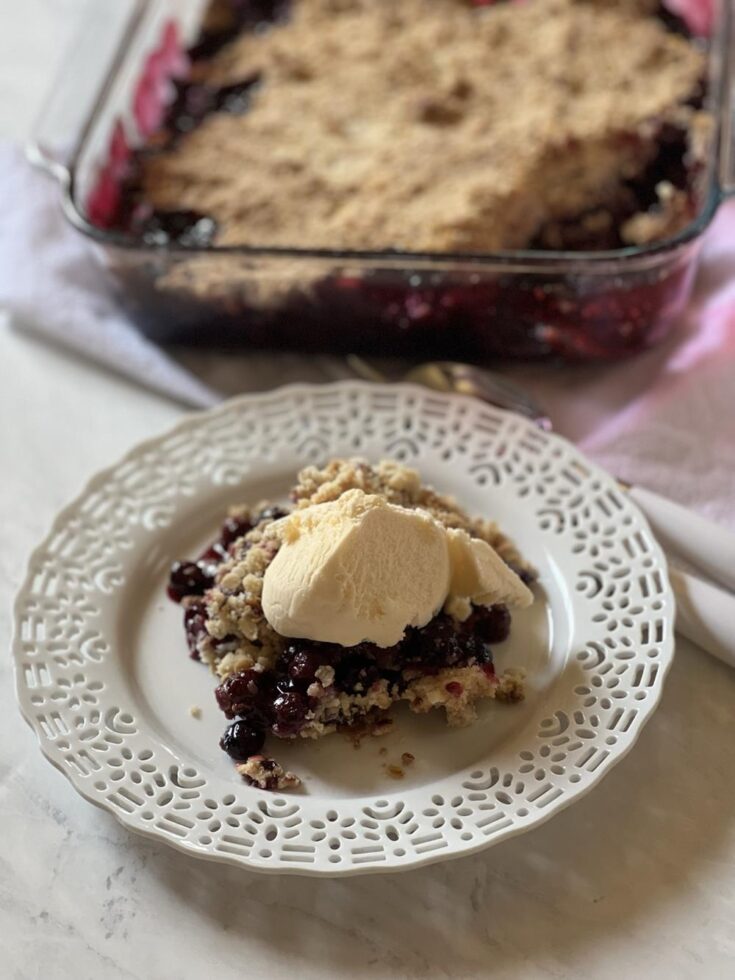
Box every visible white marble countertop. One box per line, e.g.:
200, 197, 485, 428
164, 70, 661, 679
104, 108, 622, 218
1, 5, 734, 978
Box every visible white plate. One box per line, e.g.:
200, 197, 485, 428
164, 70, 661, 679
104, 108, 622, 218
13, 382, 675, 876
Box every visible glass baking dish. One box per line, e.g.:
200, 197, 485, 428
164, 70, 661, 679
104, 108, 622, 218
29, 0, 735, 361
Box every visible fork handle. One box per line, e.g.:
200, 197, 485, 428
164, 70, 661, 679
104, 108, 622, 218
629, 486, 735, 593
670, 565, 735, 669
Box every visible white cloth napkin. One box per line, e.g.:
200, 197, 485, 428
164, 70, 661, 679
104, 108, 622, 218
0, 144, 350, 406
1, 142, 733, 526
0, 145, 220, 407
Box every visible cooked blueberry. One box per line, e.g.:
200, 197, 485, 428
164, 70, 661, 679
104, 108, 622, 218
473, 604, 511, 644
376, 631, 415, 669
167, 74, 260, 136
381, 669, 404, 694
206, 546, 228, 564
167, 82, 216, 134
276, 676, 300, 694
287, 647, 329, 684
213, 76, 261, 115
167, 560, 213, 602
189, 0, 290, 60
183, 600, 208, 659
136, 209, 218, 248
414, 614, 463, 666
473, 643, 495, 667
219, 720, 265, 761
196, 541, 230, 581
215, 669, 262, 718
349, 640, 382, 660
188, 32, 231, 61
335, 654, 380, 693
271, 692, 310, 737
234, 0, 291, 31
220, 514, 253, 547
460, 630, 488, 664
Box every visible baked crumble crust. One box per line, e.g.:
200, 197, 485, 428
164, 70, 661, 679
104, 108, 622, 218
402, 664, 525, 726
236, 755, 301, 790
140, 0, 707, 252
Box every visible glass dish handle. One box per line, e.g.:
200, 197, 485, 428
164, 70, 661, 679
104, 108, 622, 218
26, 0, 143, 183
719, 0, 735, 198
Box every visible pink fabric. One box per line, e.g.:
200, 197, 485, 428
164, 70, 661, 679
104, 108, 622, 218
665, 0, 715, 36
508, 202, 735, 527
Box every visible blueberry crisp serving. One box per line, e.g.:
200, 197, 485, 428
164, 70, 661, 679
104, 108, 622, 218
167, 460, 536, 790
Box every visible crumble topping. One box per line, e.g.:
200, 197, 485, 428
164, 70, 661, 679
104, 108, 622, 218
236, 755, 301, 790
384, 753, 416, 779
140, 0, 707, 253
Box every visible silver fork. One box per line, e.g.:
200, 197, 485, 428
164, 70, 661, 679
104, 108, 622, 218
348, 356, 735, 668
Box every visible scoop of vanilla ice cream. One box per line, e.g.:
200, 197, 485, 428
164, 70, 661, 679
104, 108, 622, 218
261, 488, 534, 647
261, 489, 450, 647
447, 529, 533, 610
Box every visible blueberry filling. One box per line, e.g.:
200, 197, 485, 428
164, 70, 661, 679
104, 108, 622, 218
209, 604, 511, 751
123, 207, 219, 248
220, 513, 254, 546
183, 600, 209, 659
189, 0, 291, 61
166, 74, 261, 137
167, 560, 214, 602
